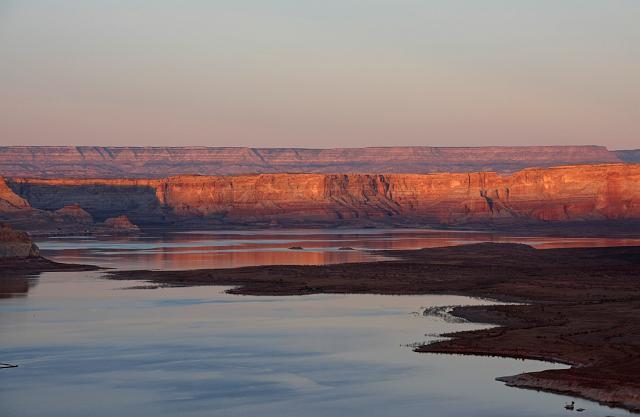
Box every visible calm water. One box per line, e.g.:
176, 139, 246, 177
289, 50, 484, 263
37, 228, 640, 270
1, 229, 637, 417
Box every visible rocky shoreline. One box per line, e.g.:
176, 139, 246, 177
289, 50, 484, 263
0, 223, 100, 284
419, 303, 640, 412
107, 243, 640, 412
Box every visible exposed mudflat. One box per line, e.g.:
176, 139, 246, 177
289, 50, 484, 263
108, 243, 640, 412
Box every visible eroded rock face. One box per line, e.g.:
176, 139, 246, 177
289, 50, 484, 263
0, 177, 31, 212
8, 178, 163, 223
5, 164, 640, 227
102, 215, 139, 231
55, 204, 93, 224
0, 145, 626, 178
0, 223, 39, 258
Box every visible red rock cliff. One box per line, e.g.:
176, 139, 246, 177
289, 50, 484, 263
5, 164, 640, 227
0, 177, 30, 212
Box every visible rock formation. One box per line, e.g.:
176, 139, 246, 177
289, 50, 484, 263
0, 223, 39, 258
0, 177, 31, 212
102, 215, 139, 232
3, 163, 639, 229
0, 145, 630, 178
55, 204, 93, 224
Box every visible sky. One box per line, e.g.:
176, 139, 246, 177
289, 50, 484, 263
0, 0, 638, 149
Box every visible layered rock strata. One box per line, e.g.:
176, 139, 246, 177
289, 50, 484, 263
0, 146, 628, 178
2, 164, 639, 228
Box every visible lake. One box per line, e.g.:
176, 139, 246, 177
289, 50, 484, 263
36, 228, 640, 270
0, 229, 636, 417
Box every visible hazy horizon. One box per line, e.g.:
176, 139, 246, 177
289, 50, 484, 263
1, 1, 638, 149
0, 144, 635, 151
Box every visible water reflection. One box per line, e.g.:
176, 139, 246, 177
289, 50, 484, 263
0, 272, 633, 417
0, 275, 37, 299
2, 228, 638, 417
37, 228, 640, 271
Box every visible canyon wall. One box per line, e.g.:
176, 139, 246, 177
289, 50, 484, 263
0, 146, 627, 178
3, 164, 640, 229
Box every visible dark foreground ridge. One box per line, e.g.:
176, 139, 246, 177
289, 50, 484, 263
108, 243, 640, 412
0, 257, 100, 275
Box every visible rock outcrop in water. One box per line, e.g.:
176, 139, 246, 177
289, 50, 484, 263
0, 145, 630, 178
0, 223, 40, 258
2, 164, 639, 230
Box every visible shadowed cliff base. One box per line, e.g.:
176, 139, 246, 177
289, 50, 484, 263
108, 243, 640, 412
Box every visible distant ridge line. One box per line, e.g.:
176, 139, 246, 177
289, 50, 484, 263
0, 145, 636, 178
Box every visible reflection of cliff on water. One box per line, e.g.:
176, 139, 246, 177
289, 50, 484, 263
0, 273, 38, 299
42, 247, 383, 271
137, 249, 381, 270
36, 229, 640, 272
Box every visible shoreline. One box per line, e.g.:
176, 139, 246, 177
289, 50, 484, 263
0, 256, 101, 275
420, 304, 640, 412
0, 257, 101, 298
106, 243, 640, 413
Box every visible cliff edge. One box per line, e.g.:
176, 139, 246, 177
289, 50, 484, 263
3, 164, 640, 230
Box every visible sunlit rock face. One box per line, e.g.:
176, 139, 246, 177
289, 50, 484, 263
5, 164, 640, 228
0, 145, 625, 178
0, 223, 39, 258
0, 177, 31, 212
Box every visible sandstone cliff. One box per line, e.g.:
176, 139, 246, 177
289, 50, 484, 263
0, 177, 31, 212
55, 204, 94, 224
0, 182, 97, 234
0, 223, 39, 258
0, 145, 627, 178
4, 164, 640, 228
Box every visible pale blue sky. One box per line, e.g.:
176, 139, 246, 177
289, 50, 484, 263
1, 0, 638, 148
